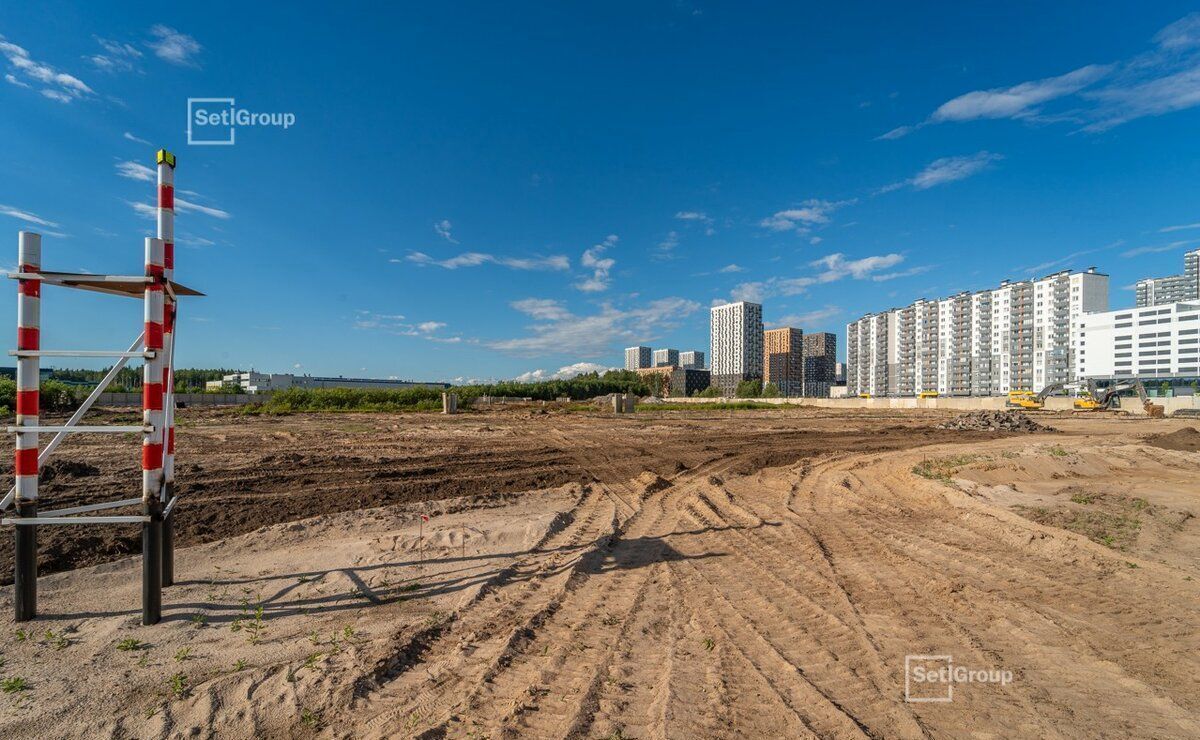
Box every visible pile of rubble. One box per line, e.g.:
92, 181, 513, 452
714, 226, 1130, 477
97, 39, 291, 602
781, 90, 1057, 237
936, 410, 1054, 433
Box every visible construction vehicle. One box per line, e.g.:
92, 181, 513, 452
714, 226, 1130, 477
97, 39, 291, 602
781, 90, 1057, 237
917, 390, 939, 399
1006, 390, 1041, 410
1033, 381, 1101, 411
1089, 379, 1165, 418
858, 392, 871, 399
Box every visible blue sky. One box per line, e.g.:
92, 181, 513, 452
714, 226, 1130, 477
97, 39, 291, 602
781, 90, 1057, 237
3, 3, 1200, 382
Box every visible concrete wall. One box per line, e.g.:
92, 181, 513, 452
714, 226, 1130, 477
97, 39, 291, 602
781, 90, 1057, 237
98, 392, 260, 406
659, 394, 1200, 416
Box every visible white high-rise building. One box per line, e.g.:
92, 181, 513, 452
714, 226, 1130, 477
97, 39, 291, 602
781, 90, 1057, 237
1135, 249, 1199, 307
710, 301, 763, 394
624, 346, 651, 371
845, 311, 895, 396
846, 267, 1108, 396
653, 348, 680, 367
679, 350, 705, 369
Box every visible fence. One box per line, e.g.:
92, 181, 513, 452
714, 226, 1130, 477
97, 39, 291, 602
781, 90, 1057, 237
96, 392, 260, 407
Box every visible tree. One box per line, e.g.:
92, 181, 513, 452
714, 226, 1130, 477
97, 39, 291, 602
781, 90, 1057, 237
761, 382, 781, 398
697, 385, 722, 398
735, 379, 762, 398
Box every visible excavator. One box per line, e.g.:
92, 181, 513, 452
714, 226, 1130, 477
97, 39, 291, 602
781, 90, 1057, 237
1022, 379, 1166, 417
1088, 379, 1165, 418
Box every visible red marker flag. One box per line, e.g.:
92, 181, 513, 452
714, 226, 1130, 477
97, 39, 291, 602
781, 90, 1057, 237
421, 514, 430, 522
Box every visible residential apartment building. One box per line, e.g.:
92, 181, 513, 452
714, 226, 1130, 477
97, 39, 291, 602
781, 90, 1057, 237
801, 332, 837, 397
1135, 249, 1200, 307
1077, 302, 1200, 379
846, 268, 1108, 396
845, 311, 895, 397
653, 348, 680, 368
678, 350, 705, 369
710, 301, 764, 395
624, 346, 652, 371
763, 327, 804, 397
635, 366, 712, 397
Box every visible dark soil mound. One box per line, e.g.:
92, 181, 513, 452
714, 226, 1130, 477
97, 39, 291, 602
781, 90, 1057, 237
1145, 427, 1200, 453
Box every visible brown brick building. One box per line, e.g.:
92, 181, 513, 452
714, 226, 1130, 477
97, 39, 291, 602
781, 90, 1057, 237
763, 327, 804, 397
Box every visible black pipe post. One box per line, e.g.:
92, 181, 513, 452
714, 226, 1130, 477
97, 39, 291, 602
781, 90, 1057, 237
14, 500, 37, 622
142, 500, 163, 625
161, 482, 174, 587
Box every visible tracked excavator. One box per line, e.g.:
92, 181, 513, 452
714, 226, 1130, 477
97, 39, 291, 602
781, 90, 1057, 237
1088, 378, 1165, 418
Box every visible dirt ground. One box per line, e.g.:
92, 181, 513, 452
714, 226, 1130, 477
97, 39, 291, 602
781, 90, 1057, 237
0, 406, 1197, 738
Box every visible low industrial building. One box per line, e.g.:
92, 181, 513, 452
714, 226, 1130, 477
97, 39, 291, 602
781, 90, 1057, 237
635, 366, 712, 397
1076, 301, 1200, 381
206, 372, 450, 394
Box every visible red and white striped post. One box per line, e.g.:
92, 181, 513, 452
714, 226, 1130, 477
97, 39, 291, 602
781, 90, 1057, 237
142, 235, 166, 624
14, 231, 40, 621
156, 149, 177, 587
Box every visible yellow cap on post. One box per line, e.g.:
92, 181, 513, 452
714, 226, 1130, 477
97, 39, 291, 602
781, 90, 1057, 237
156, 149, 176, 168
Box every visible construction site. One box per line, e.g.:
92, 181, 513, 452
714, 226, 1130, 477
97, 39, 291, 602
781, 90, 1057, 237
4, 7, 1200, 738
0, 402, 1197, 738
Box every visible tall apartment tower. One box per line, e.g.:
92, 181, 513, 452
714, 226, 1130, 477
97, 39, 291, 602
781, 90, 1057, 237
1135, 249, 1200, 307
710, 301, 764, 394
763, 327, 804, 396
1043, 267, 1107, 389
845, 311, 895, 397
653, 348, 680, 367
624, 346, 651, 371
937, 292, 972, 396
801, 332, 837, 397
679, 350, 705, 369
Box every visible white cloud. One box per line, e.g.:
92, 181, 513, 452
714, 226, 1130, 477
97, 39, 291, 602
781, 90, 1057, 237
718, 264, 745, 273
433, 219, 458, 244
879, 14, 1200, 137
489, 296, 700, 357
1160, 221, 1200, 233
147, 25, 201, 67
511, 298, 572, 321
675, 210, 715, 235
726, 252, 905, 303
759, 199, 854, 233
576, 234, 617, 292
515, 362, 612, 382
932, 65, 1111, 124
126, 196, 230, 220
882, 151, 1002, 192
116, 161, 154, 181
655, 230, 680, 259
406, 251, 569, 271
1121, 239, 1197, 258
354, 311, 460, 342
123, 131, 151, 145
0, 37, 93, 102
89, 37, 142, 73
0, 204, 58, 228
771, 305, 842, 328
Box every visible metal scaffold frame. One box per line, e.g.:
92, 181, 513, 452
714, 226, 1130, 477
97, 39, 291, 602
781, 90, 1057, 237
2, 149, 203, 625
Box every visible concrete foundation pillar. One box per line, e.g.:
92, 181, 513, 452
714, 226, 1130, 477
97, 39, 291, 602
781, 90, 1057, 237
442, 392, 458, 414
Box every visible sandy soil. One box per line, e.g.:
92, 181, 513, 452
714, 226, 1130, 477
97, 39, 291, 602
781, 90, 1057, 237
0, 408, 1197, 738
